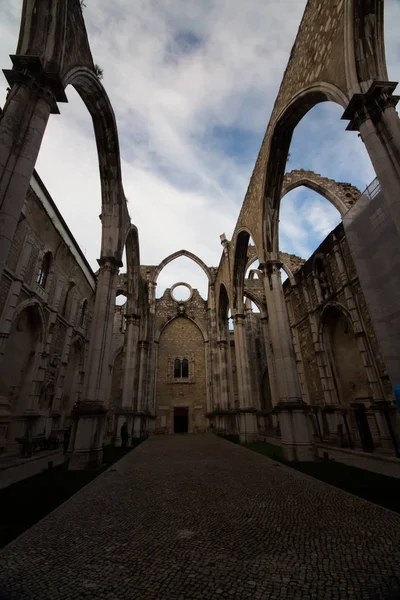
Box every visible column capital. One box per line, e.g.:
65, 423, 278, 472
232, 313, 246, 326
3, 55, 68, 114
259, 260, 282, 276
216, 339, 228, 346
124, 313, 140, 326
97, 256, 122, 275
342, 81, 399, 131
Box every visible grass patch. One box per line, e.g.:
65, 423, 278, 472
291, 460, 400, 514
242, 441, 284, 461
217, 434, 240, 444
0, 440, 145, 549
241, 441, 400, 514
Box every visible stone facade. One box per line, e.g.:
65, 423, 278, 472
283, 222, 396, 452
0, 172, 95, 452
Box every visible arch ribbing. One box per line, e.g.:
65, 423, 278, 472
153, 250, 211, 284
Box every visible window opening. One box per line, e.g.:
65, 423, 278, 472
37, 252, 52, 288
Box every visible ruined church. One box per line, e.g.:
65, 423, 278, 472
0, 0, 399, 470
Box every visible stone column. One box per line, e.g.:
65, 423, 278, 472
259, 314, 279, 406
232, 313, 257, 442
115, 314, 140, 446
133, 341, 148, 438
68, 257, 120, 470
343, 82, 400, 235
207, 281, 218, 415
217, 339, 230, 410
261, 261, 313, 461
0, 58, 65, 281
144, 281, 157, 422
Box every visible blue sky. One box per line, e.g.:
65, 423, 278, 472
1, 0, 400, 300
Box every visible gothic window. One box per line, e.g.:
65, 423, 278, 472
182, 358, 189, 378
169, 356, 195, 383
174, 358, 181, 378
37, 251, 52, 288
80, 299, 87, 327
173, 358, 189, 379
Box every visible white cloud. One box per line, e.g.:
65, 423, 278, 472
0, 0, 399, 295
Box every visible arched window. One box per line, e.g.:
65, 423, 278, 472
182, 359, 189, 378
174, 358, 181, 378
37, 251, 52, 288
173, 358, 190, 379
80, 300, 87, 327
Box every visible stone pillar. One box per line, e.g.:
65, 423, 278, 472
217, 339, 230, 414
259, 315, 279, 407
114, 314, 140, 445
145, 281, 157, 420
68, 257, 120, 469
261, 261, 313, 461
232, 313, 257, 442
342, 82, 400, 236
284, 290, 309, 404
133, 341, 148, 438
0, 57, 65, 281
245, 299, 262, 410
207, 281, 218, 414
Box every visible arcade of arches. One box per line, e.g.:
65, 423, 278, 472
0, 0, 400, 469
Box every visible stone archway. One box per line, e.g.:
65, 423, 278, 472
322, 305, 371, 407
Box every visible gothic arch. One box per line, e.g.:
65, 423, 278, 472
3, 2, 131, 265
232, 229, 258, 313
155, 315, 208, 344
153, 250, 211, 284
216, 283, 231, 341
11, 299, 46, 345
281, 170, 361, 216
262, 83, 349, 255
62, 67, 130, 260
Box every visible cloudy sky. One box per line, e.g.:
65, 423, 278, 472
1, 0, 399, 299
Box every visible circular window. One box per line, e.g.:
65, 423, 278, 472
170, 282, 193, 303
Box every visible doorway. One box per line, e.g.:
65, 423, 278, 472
174, 407, 188, 434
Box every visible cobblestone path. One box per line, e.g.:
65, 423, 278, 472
1, 435, 400, 600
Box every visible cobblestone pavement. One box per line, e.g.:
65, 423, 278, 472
1, 435, 400, 600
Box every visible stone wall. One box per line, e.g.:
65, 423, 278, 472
154, 287, 209, 434
0, 173, 96, 451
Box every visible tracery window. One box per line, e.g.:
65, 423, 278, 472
173, 358, 189, 379
37, 251, 52, 288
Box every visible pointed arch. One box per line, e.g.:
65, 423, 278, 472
262, 82, 349, 256
281, 170, 361, 216
155, 314, 208, 343
62, 67, 130, 261
153, 250, 211, 284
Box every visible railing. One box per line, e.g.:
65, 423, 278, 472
361, 177, 381, 201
